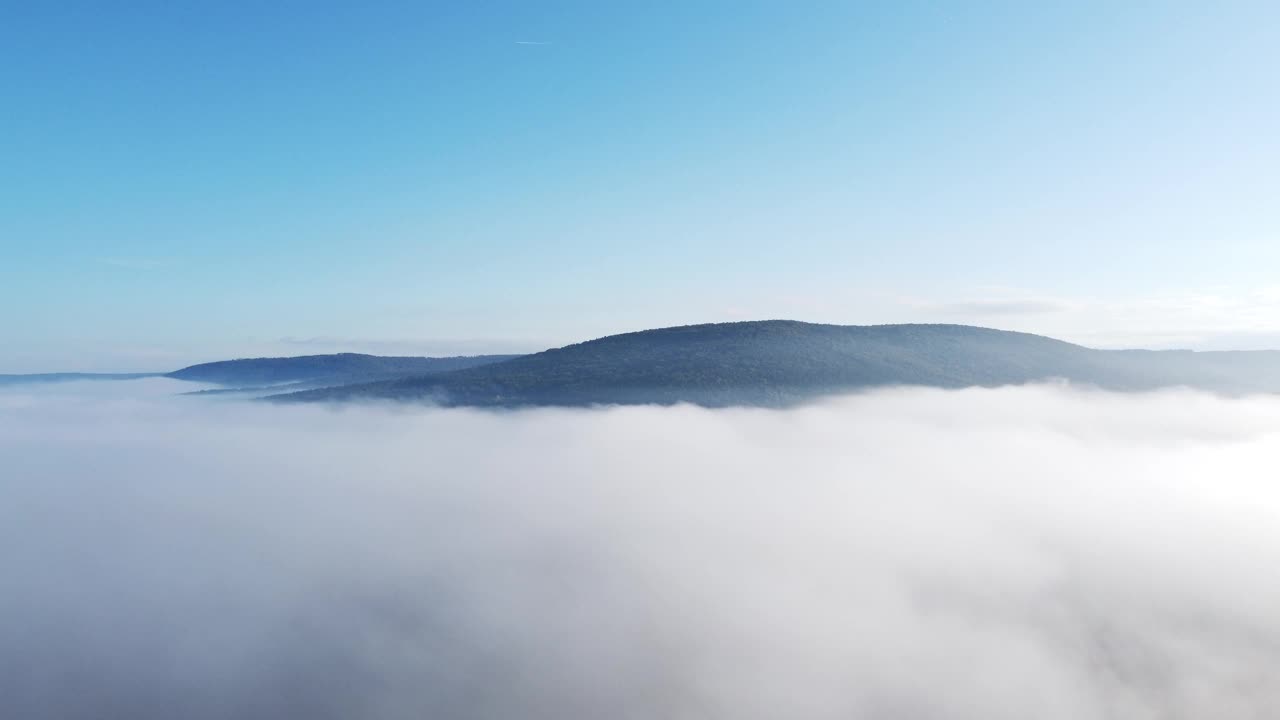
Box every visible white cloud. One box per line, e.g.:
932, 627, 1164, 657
4, 382, 1280, 718
884, 288, 1280, 349
912, 297, 1072, 317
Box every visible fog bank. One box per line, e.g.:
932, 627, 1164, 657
4, 380, 1280, 719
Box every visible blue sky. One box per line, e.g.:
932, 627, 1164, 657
2, 1, 1278, 371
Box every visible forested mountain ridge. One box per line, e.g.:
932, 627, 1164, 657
272, 321, 1280, 407
166, 353, 521, 387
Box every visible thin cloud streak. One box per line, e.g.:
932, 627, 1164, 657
95, 257, 177, 270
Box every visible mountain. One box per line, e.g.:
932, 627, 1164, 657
0, 373, 160, 386
273, 321, 1280, 407
167, 353, 521, 388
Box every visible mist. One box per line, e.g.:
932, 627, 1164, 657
4, 380, 1280, 719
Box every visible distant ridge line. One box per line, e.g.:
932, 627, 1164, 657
265, 320, 1280, 407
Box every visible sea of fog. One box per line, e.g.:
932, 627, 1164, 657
4, 378, 1280, 719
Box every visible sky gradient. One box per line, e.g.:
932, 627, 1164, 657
2, 1, 1278, 371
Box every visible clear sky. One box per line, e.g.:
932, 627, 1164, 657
2, 1, 1278, 371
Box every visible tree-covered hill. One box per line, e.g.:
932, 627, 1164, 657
272, 321, 1280, 407
167, 353, 520, 387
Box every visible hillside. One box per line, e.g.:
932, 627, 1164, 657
271, 321, 1280, 407
167, 353, 520, 387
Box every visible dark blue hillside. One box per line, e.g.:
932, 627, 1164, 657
167, 353, 520, 387
273, 321, 1280, 407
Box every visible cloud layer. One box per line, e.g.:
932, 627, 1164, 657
4, 380, 1280, 719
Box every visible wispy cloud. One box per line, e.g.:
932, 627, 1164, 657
96, 257, 176, 271
514, 40, 552, 45
885, 287, 1280, 350
919, 298, 1070, 316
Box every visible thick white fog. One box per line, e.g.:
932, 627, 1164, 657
4, 379, 1280, 719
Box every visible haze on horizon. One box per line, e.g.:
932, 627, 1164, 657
3, 2, 1279, 372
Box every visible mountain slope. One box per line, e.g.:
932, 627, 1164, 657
167, 353, 520, 387
272, 321, 1280, 407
